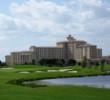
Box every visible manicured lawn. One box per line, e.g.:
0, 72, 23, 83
0, 65, 110, 100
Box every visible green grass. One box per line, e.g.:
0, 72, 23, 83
0, 65, 110, 100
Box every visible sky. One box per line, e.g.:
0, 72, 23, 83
0, 0, 110, 61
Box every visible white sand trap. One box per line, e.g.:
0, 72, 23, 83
0, 68, 13, 69
47, 70, 58, 72
19, 71, 30, 73
59, 69, 73, 72
35, 71, 45, 72
68, 71, 78, 73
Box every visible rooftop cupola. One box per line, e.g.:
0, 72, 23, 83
67, 35, 76, 41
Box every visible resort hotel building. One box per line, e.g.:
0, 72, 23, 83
5, 35, 102, 66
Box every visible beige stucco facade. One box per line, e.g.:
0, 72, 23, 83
76, 44, 97, 62
5, 55, 11, 66
97, 48, 102, 58
30, 46, 63, 61
57, 35, 86, 61
5, 35, 102, 66
10, 51, 35, 66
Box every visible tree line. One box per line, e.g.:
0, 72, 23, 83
22, 57, 105, 71
0, 61, 7, 66
38, 58, 76, 67
23, 59, 76, 67
81, 56, 105, 71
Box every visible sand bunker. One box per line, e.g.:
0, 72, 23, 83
19, 71, 30, 73
17, 69, 76, 74
68, 71, 78, 73
47, 70, 58, 72
0, 68, 13, 69
59, 69, 73, 72
35, 71, 45, 72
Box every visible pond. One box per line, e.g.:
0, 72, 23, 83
106, 70, 110, 73
24, 75, 110, 89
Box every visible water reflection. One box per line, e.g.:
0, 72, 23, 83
106, 70, 110, 73
24, 75, 110, 89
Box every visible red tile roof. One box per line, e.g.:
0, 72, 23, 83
11, 51, 33, 53
34, 46, 63, 48
76, 43, 96, 47
57, 40, 86, 43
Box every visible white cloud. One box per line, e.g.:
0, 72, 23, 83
69, 0, 77, 5
0, 36, 7, 40
78, 0, 102, 8
0, 14, 12, 29
0, 0, 110, 61
9, 0, 74, 34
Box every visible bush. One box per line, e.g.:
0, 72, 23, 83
94, 62, 99, 70
87, 60, 91, 69
100, 60, 105, 71
7, 78, 25, 85
39, 58, 65, 67
67, 59, 76, 66
56, 60, 64, 67
81, 56, 87, 68
77, 62, 81, 66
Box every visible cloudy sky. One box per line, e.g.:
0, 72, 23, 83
0, 0, 110, 61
